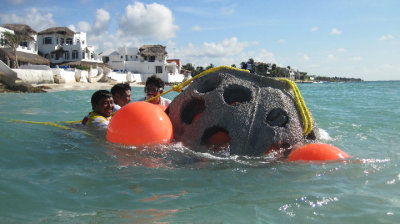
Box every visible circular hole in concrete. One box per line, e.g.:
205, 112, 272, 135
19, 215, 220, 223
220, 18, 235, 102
180, 98, 205, 125
201, 126, 231, 151
265, 108, 289, 127
197, 75, 221, 93
223, 85, 252, 106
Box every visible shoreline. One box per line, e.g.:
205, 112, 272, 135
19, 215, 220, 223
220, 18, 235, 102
33, 82, 145, 92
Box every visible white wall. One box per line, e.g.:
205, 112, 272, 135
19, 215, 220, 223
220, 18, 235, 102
12, 69, 54, 84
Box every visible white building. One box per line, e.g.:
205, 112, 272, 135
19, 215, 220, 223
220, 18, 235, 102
0, 25, 38, 54
37, 27, 102, 65
101, 45, 185, 83
1, 24, 49, 67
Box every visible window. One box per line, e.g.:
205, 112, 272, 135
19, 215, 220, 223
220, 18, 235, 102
126, 55, 128, 61
60, 38, 64, 45
19, 42, 28, 47
149, 56, 155, 62
0, 36, 7, 46
82, 52, 85, 59
44, 37, 52, 44
64, 51, 70, 60
72, 50, 78, 59
156, 66, 162, 73
66, 38, 72, 45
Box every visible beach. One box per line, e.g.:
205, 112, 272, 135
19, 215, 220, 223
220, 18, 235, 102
33, 82, 145, 92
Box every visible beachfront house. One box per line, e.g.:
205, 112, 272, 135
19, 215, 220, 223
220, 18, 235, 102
101, 45, 185, 83
0, 24, 49, 67
37, 27, 102, 66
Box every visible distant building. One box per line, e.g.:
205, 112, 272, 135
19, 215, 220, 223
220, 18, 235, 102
101, 45, 184, 83
37, 27, 102, 66
0, 24, 49, 67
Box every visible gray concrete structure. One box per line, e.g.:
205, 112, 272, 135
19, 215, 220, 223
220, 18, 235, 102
167, 67, 319, 156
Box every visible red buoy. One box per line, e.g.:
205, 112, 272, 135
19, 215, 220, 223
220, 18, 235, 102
288, 143, 350, 162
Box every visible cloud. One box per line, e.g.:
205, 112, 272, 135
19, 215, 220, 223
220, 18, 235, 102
192, 26, 201, 31
350, 56, 361, 61
253, 49, 277, 64
303, 54, 310, 61
0, 8, 56, 31
170, 37, 261, 67
379, 34, 394, 41
68, 25, 76, 32
78, 21, 91, 33
278, 39, 285, 43
330, 28, 342, 35
327, 54, 335, 60
92, 9, 111, 35
311, 26, 319, 32
118, 1, 179, 40
337, 48, 346, 52
220, 4, 236, 15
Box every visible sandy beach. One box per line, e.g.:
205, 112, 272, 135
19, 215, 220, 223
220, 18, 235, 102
34, 82, 145, 92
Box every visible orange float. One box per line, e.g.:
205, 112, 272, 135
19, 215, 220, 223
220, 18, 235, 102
287, 143, 350, 162
106, 101, 173, 146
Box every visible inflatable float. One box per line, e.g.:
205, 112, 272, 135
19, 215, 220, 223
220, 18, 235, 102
106, 66, 350, 162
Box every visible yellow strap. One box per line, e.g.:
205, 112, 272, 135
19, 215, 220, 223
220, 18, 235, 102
9, 119, 93, 136
145, 66, 250, 103
277, 78, 313, 136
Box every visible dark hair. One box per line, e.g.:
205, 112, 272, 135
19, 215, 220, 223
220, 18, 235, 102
111, 83, 131, 96
91, 90, 112, 109
145, 75, 165, 89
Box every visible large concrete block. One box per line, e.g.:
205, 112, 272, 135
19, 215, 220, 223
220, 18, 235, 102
167, 67, 319, 156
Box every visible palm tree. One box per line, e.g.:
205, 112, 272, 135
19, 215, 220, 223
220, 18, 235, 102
3, 31, 19, 68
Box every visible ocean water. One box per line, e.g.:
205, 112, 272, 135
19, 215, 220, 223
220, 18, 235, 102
0, 81, 399, 223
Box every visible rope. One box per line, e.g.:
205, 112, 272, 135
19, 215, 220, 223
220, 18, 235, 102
10, 119, 93, 136
277, 78, 313, 136
145, 66, 250, 103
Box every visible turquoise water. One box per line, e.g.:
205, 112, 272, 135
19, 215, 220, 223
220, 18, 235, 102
1, 81, 399, 223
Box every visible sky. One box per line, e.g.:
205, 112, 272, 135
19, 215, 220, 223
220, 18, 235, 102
1, 0, 399, 81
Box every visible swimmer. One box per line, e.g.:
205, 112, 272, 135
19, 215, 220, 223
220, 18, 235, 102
82, 90, 114, 128
111, 83, 132, 111
138, 75, 171, 107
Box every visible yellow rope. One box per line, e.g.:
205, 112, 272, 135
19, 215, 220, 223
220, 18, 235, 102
10, 120, 93, 136
145, 66, 250, 102
277, 78, 313, 136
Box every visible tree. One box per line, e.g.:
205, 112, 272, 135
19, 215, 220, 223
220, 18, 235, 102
3, 31, 20, 68
205, 64, 214, 70
231, 64, 236, 68
240, 61, 247, 69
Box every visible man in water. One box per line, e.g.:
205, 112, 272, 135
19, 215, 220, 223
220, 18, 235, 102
111, 83, 131, 111
138, 75, 171, 107
82, 90, 114, 128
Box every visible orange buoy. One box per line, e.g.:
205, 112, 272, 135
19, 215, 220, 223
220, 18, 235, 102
287, 143, 350, 162
106, 101, 173, 146
157, 104, 167, 111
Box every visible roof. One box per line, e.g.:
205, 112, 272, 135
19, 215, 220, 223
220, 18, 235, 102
139, 45, 167, 57
38, 27, 75, 36
0, 48, 50, 65
1, 24, 37, 35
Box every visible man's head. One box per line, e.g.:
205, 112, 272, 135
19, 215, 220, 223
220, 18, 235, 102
111, 83, 131, 107
145, 75, 165, 104
91, 90, 114, 117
